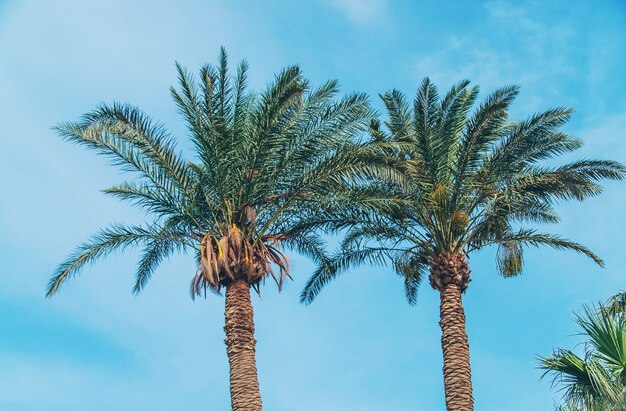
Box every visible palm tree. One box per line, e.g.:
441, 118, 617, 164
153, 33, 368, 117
539, 296, 626, 410
300, 79, 625, 410
47, 48, 383, 411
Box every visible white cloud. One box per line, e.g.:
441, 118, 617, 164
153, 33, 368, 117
327, 0, 387, 25
410, 2, 581, 113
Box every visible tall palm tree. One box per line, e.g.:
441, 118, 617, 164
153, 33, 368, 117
301, 79, 625, 410
47, 48, 383, 411
539, 296, 626, 410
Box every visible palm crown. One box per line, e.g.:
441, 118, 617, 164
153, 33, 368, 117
302, 78, 625, 303
47, 48, 380, 298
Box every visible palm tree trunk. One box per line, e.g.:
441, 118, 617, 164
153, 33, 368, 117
224, 279, 263, 411
439, 283, 473, 410
429, 251, 473, 410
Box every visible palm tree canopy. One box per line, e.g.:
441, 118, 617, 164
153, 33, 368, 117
540, 299, 626, 410
47, 48, 389, 298
301, 78, 625, 304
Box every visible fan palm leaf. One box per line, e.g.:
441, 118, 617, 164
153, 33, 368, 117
540, 298, 626, 410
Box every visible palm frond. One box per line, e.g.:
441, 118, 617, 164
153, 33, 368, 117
496, 240, 523, 277
300, 247, 391, 304
485, 229, 604, 267
540, 302, 626, 409
393, 249, 428, 305
47, 224, 184, 296
606, 292, 626, 317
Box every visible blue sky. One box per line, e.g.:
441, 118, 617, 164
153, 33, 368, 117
1, 0, 625, 410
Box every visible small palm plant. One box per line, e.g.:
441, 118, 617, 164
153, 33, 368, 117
301, 79, 625, 410
47, 48, 382, 411
540, 294, 626, 410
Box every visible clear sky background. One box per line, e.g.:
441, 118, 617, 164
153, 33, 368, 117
1, 1, 625, 410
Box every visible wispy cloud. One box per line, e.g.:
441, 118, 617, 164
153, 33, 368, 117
411, 1, 581, 112
327, 0, 387, 25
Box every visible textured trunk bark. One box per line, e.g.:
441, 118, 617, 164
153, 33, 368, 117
224, 279, 263, 411
439, 283, 474, 411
